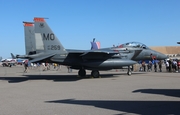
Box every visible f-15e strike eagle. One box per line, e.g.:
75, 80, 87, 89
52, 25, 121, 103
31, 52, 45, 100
17, 17, 167, 77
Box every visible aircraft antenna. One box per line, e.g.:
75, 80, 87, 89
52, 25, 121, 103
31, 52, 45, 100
23, 21, 34, 24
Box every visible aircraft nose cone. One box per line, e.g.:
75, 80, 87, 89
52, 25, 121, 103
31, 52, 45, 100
157, 52, 168, 60
161, 54, 168, 59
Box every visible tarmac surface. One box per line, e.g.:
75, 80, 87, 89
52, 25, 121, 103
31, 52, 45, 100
0, 64, 180, 115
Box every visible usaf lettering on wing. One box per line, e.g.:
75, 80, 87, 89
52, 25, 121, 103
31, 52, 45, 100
43, 33, 55, 40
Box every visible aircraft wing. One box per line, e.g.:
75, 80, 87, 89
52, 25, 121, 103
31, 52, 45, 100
67, 50, 120, 60
80, 49, 133, 56
80, 50, 118, 57
67, 50, 130, 59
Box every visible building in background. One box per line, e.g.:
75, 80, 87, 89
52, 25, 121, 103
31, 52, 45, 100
150, 46, 180, 59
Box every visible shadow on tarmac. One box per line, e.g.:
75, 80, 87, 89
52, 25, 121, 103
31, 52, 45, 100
133, 89, 180, 98
0, 75, 81, 83
46, 99, 180, 115
0, 73, 130, 83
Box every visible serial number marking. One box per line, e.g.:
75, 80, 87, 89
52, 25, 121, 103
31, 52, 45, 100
47, 45, 60, 50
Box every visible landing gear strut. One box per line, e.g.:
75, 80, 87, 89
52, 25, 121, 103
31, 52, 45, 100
78, 69, 86, 77
127, 66, 132, 76
91, 70, 100, 78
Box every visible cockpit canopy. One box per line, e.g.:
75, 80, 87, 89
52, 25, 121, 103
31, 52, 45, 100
119, 42, 149, 49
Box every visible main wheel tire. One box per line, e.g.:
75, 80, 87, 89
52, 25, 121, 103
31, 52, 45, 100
91, 70, 100, 78
78, 69, 86, 77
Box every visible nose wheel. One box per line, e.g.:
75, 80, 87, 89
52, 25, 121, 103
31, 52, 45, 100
127, 66, 132, 76
127, 71, 132, 75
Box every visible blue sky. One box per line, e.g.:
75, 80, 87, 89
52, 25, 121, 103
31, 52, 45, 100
0, 0, 180, 58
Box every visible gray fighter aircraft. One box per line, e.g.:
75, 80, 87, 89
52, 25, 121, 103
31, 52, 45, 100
17, 17, 167, 77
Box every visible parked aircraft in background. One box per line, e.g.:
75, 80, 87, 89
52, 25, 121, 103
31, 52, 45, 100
1, 53, 17, 62
1, 58, 15, 62
17, 17, 167, 77
0, 53, 17, 67
11, 53, 27, 65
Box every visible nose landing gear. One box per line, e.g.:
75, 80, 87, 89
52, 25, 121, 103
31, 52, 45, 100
127, 66, 132, 76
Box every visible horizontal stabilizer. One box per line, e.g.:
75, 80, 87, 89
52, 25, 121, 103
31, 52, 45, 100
28, 53, 56, 63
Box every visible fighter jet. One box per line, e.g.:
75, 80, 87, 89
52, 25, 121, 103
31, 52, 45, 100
17, 17, 138, 77
17, 17, 167, 77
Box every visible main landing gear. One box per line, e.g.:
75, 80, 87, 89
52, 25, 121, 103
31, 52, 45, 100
91, 70, 100, 78
78, 66, 133, 77
78, 69, 100, 78
78, 69, 86, 77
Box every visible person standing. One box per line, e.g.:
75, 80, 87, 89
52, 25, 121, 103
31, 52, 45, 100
24, 60, 29, 73
56, 64, 61, 71
67, 66, 72, 73
158, 60, 162, 72
154, 61, 157, 72
165, 60, 169, 72
177, 60, 180, 72
173, 60, 178, 72
148, 61, 152, 72
142, 61, 146, 72
168, 59, 172, 72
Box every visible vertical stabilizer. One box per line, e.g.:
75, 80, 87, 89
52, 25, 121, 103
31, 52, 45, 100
33, 17, 67, 54
90, 38, 101, 50
11, 53, 16, 59
23, 22, 36, 55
